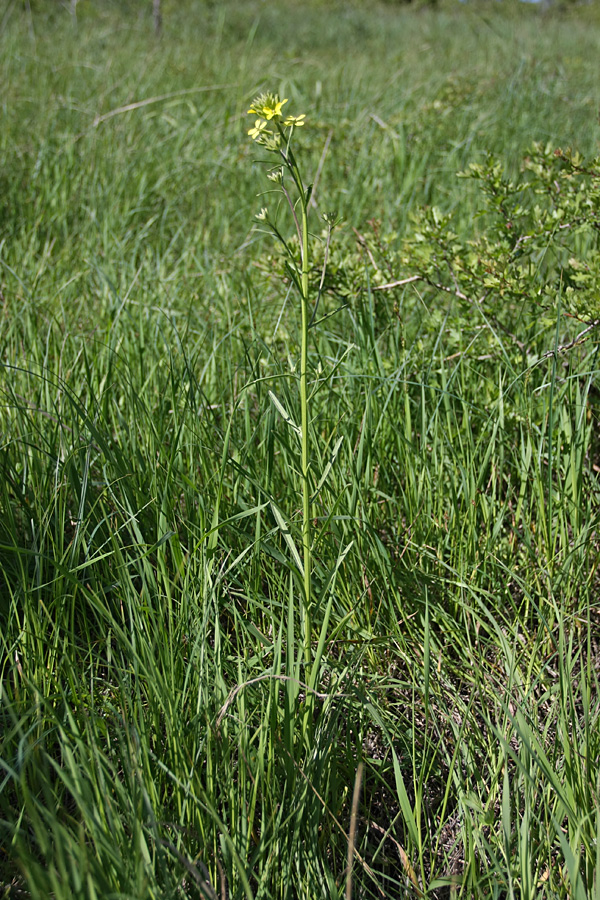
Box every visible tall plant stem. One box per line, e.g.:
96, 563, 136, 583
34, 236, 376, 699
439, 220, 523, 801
299, 195, 311, 667
278, 134, 313, 669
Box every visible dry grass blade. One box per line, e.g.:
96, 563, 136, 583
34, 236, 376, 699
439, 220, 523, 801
369, 822, 423, 898
345, 761, 363, 900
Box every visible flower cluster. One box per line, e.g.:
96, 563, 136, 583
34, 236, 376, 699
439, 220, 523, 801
247, 92, 306, 148
247, 94, 288, 120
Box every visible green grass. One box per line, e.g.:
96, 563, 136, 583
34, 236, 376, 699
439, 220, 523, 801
1, 1, 600, 897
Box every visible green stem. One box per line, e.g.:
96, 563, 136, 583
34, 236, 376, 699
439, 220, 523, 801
299, 194, 311, 667
276, 126, 312, 667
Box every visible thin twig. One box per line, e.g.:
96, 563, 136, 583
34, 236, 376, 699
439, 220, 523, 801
158, 840, 218, 900
369, 113, 402, 140
153, 0, 162, 37
345, 762, 364, 900
511, 219, 588, 256
369, 821, 423, 897
368, 273, 532, 354
217, 860, 227, 900
370, 271, 471, 303
533, 318, 600, 365
308, 129, 333, 210
371, 275, 420, 291
353, 227, 380, 273
215, 674, 345, 731
92, 84, 235, 127
278, 743, 385, 898
309, 220, 334, 328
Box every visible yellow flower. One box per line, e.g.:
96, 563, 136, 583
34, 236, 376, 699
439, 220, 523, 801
247, 93, 288, 121
284, 114, 306, 127
248, 119, 269, 141
265, 98, 287, 120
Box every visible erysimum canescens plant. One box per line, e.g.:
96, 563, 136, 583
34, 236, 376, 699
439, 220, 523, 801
247, 92, 313, 665
246, 92, 337, 674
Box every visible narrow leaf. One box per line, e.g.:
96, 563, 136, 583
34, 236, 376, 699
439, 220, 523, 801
270, 502, 304, 575
268, 390, 301, 435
